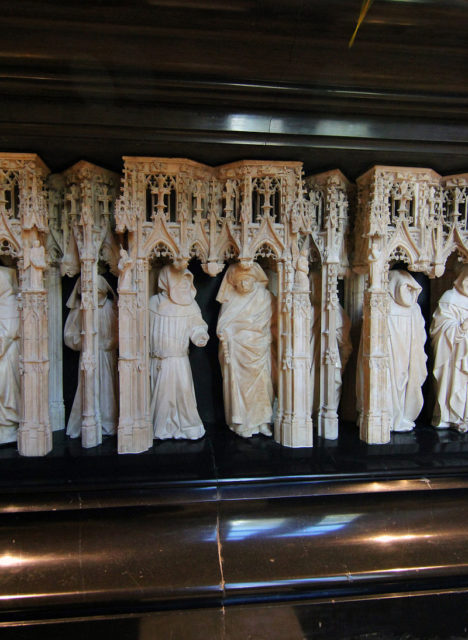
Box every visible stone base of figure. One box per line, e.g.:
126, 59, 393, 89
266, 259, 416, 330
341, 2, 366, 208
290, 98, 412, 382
392, 418, 415, 433
118, 420, 153, 454
17, 424, 52, 456
67, 421, 116, 442
155, 424, 205, 440
317, 411, 339, 440
433, 420, 468, 434
229, 422, 272, 438
275, 415, 313, 448
359, 412, 391, 445
80, 419, 102, 449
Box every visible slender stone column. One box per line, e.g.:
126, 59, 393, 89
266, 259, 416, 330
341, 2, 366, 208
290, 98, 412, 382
317, 262, 340, 439
117, 256, 152, 454
78, 256, 100, 448
18, 269, 52, 456
46, 263, 65, 430
275, 261, 313, 447
359, 256, 391, 444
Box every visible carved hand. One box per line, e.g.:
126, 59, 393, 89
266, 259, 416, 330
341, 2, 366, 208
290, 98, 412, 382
194, 332, 209, 347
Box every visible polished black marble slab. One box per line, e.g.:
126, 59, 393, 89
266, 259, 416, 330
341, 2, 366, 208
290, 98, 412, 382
0, 422, 467, 630
0, 421, 468, 494
4, 590, 468, 640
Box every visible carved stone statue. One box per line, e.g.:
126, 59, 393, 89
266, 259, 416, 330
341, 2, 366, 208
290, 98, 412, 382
309, 272, 352, 416
216, 262, 275, 438
386, 269, 427, 432
294, 254, 310, 292
64, 276, 118, 437
25, 240, 46, 290
149, 264, 209, 440
117, 247, 133, 291
431, 266, 468, 432
0, 267, 20, 444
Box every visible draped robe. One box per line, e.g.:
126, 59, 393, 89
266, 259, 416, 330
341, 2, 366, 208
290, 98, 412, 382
217, 284, 275, 436
0, 268, 20, 444
431, 287, 468, 429
357, 270, 427, 433
149, 293, 207, 440
65, 293, 118, 437
386, 271, 427, 432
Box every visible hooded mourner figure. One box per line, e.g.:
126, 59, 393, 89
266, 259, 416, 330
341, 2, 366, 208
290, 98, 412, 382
149, 264, 209, 440
386, 269, 427, 432
216, 262, 275, 438
64, 275, 118, 438
0, 267, 20, 444
431, 266, 468, 432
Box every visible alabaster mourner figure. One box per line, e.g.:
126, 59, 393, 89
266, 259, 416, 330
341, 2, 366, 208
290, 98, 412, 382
386, 269, 427, 432
431, 266, 468, 432
216, 263, 275, 438
27, 240, 46, 290
64, 276, 118, 437
0, 267, 20, 444
149, 265, 209, 440
309, 272, 352, 416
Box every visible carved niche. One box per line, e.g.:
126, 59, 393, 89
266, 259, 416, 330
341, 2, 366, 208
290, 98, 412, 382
115, 157, 319, 452
353, 166, 449, 444
59, 161, 120, 448
0, 153, 51, 456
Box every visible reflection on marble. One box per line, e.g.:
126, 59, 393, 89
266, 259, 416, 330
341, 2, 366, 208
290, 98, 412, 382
0, 420, 467, 491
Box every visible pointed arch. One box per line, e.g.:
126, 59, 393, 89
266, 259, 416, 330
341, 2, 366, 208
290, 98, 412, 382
250, 217, 285, 260
149, 241, 176, 261
189, 241, 208, 262
386, 223, 420, 267
253, 240, 282, 261
143, 215, 180, 259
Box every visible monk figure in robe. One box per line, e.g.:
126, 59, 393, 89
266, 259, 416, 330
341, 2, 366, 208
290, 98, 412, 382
431, 266, 468, 432
0, 267, 20, 444
386, 269, 427, 432
216, 263, 275, 438
149, 264, 209, 440
64, 276, 118, 437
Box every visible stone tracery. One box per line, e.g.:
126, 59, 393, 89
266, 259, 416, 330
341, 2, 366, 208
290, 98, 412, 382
1, 152, 468, 455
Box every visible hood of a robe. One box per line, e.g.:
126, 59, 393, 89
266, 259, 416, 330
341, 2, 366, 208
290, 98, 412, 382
388, 270, 422, 316
438, 285, 468, 311
66, 276, 115, 309
157, 265, 196, 306
453, 266, 468, 306
216, 262, 268, 304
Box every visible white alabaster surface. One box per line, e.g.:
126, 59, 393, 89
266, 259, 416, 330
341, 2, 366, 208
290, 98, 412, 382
216, 262, 275, 438
309, 272, 352, 417
25, 240, 46, 291
149, 265, 209, 440
64, 276, 119, 438
431, 266, 468, 432
0, 267, 20, 445
386, 270, 427, 432
4, 155, 468, 454
357, 270, 428, 436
